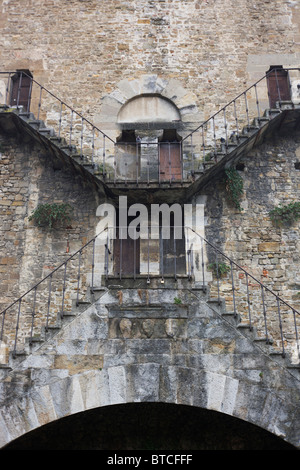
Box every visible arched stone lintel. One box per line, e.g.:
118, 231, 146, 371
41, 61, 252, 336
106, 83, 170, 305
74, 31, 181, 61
97, 75, 202, 134
0, 364, 298, 449
117, 94, 181, 125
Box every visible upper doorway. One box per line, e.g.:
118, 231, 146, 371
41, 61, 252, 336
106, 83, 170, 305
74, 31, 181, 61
116, 94, 182, 183
267, 66, 291, 108
159, 129, 182, 182
10, 70, 33, 112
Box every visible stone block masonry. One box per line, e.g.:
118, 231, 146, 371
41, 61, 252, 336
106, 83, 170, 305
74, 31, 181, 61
0, 126, 103, 342
0, 0, 299, 130
1, 285, 300, 449
202, 129, 300, 358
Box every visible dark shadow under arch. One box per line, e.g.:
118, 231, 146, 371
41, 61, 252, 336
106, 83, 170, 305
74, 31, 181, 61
2, 403, 296, 451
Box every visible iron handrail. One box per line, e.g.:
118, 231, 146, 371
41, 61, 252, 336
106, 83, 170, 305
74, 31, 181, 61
182, 67, 299, 142
0, 225, 299, 359
1, 68, 299, 182
1, 225, 298, 318
0, 71, 115, 144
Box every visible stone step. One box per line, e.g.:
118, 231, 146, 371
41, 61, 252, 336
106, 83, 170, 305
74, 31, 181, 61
38, 127, 55, 137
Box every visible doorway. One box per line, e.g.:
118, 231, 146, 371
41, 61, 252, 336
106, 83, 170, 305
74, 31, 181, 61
159, 130, 182, 182
113, 216, 140, 277
10, 70, 33, 111
160, 211, 186, 276
267, 66, 291, 108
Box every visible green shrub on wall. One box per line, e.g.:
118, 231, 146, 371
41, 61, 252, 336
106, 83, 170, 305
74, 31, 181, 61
29, 203, 73, 229
269, 202, 300, 226
224, 167, 244, 211
208, 262, 231, 278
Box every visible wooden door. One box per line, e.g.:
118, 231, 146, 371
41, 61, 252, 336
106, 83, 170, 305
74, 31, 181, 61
10, 72, 32, 111
113, 228, 140, 276
267, 68, 290, 108
160, 217, 186, 276
159, 142, 182, 182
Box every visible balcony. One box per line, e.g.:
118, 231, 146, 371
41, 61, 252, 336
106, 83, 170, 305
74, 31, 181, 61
1, 68, 300, 199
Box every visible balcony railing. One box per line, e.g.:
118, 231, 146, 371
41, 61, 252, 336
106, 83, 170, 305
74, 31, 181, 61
1, 68, 300, 185
0, 226, 299, 361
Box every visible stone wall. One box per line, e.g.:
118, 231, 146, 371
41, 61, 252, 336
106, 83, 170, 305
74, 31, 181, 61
0, 127, 101, 344
1, 284, 300, 449
0, 0, 299, 131
202, 129, 300, 358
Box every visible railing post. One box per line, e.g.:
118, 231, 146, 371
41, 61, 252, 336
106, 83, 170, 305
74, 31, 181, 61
245, 273, 252, 331
292, 308, 300, 359
16, 72, 22, 108
29, 286, 37, 344
215, 252, 220, 304
201, 127, 205, 166
274, 68, 282, 105
46, 274, 52, 331
114, 143, 117, 184
276, 296, 286, 357
233, 99, 240, 141
223, 108, 228, 150
80, 117, 84, 159
230, 261, 237, 317
69, 109, 74, 147
201, 237, 205, 288
0, 309, 6, 342
37, 86, 43, 121
5, 72, 11, 106
244, 91, 250, 130
102, 134, 106, 175
261, 285, 269, 344
13, 299, 22, 357
212, 116, 217, 160
27, 75, 33, 116
58, 100, 63, 139
76, 251, 82, 306
191, 133, 194, 174
254, 84, 260, 119
61, 262, 67, 318
91, 238, 95, 293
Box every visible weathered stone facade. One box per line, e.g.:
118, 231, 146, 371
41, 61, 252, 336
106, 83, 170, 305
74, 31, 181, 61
202, 129, 300, 359
1, 0, 300, 450
1, 281, 300, 450
0, 0, 300, 128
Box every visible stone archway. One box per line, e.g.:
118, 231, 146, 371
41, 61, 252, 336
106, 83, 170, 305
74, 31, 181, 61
1, 291, 300, 450
96, 74, 202, 140
2, 402, 296, 450
1, 361, 300, 450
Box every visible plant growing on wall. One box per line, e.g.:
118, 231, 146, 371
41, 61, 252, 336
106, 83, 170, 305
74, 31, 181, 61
208, 262, 231, 278
29, 203, 73, 229
224, 167, 244, 211
269, 201, 300, 226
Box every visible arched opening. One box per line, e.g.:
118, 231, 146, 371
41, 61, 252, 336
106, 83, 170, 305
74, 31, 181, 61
117, 94, 181, 126
115, 94, 183, 184
3, 403, 296, 451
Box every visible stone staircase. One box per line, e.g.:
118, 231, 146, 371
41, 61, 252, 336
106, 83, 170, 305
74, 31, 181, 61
1, 100, 299, 200
1, 273, 299, 383
1, 76, 300, 379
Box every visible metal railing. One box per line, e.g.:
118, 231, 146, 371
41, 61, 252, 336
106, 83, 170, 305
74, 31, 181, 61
181, 67, 300, 173
0, 226, 299, 361
1, 68, 299, 185
0, 70, 115, 168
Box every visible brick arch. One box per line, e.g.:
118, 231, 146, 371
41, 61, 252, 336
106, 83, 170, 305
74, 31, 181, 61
0, 362, 299, 449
